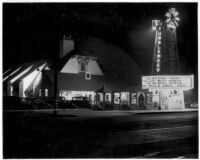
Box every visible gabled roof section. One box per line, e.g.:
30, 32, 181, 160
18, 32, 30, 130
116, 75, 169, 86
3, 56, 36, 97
12, 60, 48, 85
4, 62, 33, 83
50, 49, 76, 72
51, 49, 99, 72
10, 65, 33, 84
3, 68, 11, 77
3, 67, 21, 82
4, 60, 49, 84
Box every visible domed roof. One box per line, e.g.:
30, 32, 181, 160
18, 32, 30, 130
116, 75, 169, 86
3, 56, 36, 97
79, 36, 142, 86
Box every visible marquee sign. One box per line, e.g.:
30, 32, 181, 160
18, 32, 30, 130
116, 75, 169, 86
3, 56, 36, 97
142, 75, 194, 90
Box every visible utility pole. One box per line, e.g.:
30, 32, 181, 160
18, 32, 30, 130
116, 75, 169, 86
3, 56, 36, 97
53, 9, 62, 115
53, 34, 59, 115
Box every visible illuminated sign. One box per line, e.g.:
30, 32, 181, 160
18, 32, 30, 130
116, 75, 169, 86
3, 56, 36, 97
131, 93, 137, 104
142, 75, 194, 90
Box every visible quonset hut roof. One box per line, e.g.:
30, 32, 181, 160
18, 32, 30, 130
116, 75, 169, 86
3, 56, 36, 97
77, 36, 142, 86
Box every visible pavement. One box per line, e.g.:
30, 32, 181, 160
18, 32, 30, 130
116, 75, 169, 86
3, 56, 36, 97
4, 108, 198, 117
4, 109, 198, 158
39, 108, 198, 117
98, 125, 197, 158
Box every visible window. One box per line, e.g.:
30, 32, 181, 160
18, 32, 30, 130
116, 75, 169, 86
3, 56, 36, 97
39, 89, 42, 97
85, 72, 91, 80
114, 93, 120, 104
45, 89, 48, 97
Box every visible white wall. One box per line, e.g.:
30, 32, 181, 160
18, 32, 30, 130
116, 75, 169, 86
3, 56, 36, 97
60, 57, 79, 73
87, 60, 103, 75
10, 65, 33, 84
21, 63, 46, 98
19, 81, 23, 98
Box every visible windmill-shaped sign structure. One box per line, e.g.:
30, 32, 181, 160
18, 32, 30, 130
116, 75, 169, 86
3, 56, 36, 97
166, 8, 180, 29
152, 8, 181, 75
142, 8, 194, 110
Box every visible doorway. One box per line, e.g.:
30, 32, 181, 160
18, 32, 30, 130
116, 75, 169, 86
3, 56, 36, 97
138, 92, 145, 109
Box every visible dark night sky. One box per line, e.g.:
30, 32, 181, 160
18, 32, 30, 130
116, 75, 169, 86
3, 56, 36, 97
3, 3, 198, 75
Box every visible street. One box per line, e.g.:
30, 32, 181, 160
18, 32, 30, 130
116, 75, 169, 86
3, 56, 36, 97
3, 110, 198, 158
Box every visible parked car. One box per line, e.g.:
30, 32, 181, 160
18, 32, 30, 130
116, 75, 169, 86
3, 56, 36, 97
69, 96, 92, 108
45, 97, 66, 109
20, 98, 35, 110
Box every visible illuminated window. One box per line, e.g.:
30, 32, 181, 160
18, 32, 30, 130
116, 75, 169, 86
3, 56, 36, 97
131, 93, 137, 104
114, 93, 120, 104
105, 93, 111, 102
39, 89, 42, 97
45, 89, 48, 97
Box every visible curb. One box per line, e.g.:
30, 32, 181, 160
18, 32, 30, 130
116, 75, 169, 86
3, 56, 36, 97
133, 110, 198, 115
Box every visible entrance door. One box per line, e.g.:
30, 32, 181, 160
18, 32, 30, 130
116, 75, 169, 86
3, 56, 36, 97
159, 90, 169, 110
138, 92, 145, 109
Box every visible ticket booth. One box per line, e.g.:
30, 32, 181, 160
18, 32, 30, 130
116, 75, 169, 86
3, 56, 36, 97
142, 75, 194, 110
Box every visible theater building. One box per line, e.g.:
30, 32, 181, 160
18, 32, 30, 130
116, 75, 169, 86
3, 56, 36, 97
4, 36, 153, 109
4, 35, 194, 110
3, 54, 149, 109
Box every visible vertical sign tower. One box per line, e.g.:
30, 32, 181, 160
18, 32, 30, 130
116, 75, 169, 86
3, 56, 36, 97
152, 8, 181, 75
147, 8, 189, 110
151, 20, 162, 74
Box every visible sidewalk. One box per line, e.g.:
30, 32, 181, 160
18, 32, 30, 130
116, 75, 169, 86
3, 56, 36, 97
56, 108, 198, 117
4, 108, 198, 117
